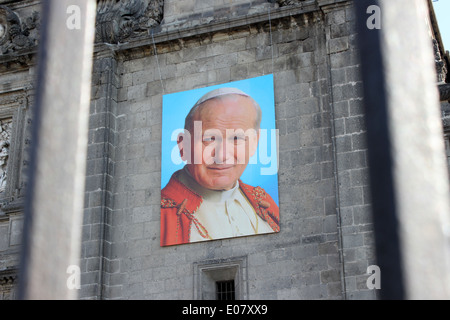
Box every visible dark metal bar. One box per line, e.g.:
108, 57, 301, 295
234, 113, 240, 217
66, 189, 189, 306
354, 0, 405, 300
18, 0, 97, 299
354, 0, 450, 299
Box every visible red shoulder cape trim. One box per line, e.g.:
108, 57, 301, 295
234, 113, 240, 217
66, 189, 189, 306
160, 171, 280, 246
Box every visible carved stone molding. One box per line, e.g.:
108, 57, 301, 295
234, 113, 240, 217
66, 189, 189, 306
0, 268, 17, 286
0, 92, 31, 215
0, 5, 39, 55
95, 0, 164, 44
273, 0, 306, 7
0, 267, 18, 299
0, 118, 12, 194
0, 1, 165, 54
433, 39, 447, 83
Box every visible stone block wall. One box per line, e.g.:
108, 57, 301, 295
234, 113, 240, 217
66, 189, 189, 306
0, 63, 35, 299
0, 0, 383, 300
323, 4, 378, 299
76, 0, 378, 299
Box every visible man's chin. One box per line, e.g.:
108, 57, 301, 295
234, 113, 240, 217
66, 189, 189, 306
206, 178, 238, 191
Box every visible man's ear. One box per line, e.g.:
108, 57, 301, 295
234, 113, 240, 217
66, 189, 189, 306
177, 133, 184, 159
178, 131, 192, 163
246, 129, 259, 158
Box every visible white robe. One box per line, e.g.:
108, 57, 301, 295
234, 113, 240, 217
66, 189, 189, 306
177, 168, 273, 242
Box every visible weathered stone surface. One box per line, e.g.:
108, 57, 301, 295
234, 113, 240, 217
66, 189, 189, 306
0, 5, 39, 55
95, 0, 163, 44
0, 0, 446, 301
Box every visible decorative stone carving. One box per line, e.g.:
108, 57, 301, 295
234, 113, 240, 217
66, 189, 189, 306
0, 118, 12, 193
0, 268, 18, 300
433, 39, 447, 83
0, 5, 39, 55
95, 0, 164, 44
274, 0, 304, 7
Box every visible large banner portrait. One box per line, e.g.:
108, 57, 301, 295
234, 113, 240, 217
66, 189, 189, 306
160, 75, 279, 246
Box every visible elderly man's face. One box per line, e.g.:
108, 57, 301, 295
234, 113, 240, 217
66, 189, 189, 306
180, 95, 259, 191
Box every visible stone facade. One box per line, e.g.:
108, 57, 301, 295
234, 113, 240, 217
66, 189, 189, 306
0, 0, 446, 300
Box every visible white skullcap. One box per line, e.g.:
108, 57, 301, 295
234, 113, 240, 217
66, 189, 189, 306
185, 87, 261, 129
193, 87, 250, 108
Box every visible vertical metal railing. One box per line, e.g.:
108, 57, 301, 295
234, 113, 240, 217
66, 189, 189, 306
14, 0, 450, 300
18, 0, 97, 300
354, 0, 450, 299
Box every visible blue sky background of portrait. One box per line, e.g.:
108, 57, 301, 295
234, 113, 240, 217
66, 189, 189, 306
432, 0, 450, 51
161, 74, 279, 205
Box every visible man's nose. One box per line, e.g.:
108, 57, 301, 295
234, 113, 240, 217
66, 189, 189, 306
214, 140, 234, 164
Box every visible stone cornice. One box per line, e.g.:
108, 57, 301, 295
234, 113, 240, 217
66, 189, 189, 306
0, 267, 18, 285
0, 0, 354, 63
95, 0, 339, 55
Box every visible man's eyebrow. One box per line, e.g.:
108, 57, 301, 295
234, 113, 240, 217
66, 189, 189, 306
203, 130, 221, 135
228, 131, 246, 136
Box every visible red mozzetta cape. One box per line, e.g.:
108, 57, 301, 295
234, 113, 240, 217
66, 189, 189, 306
160, 170, 280, 246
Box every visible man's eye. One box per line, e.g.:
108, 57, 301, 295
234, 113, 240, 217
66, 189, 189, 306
233, 136, 246, 143
203, 136, 215, 144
